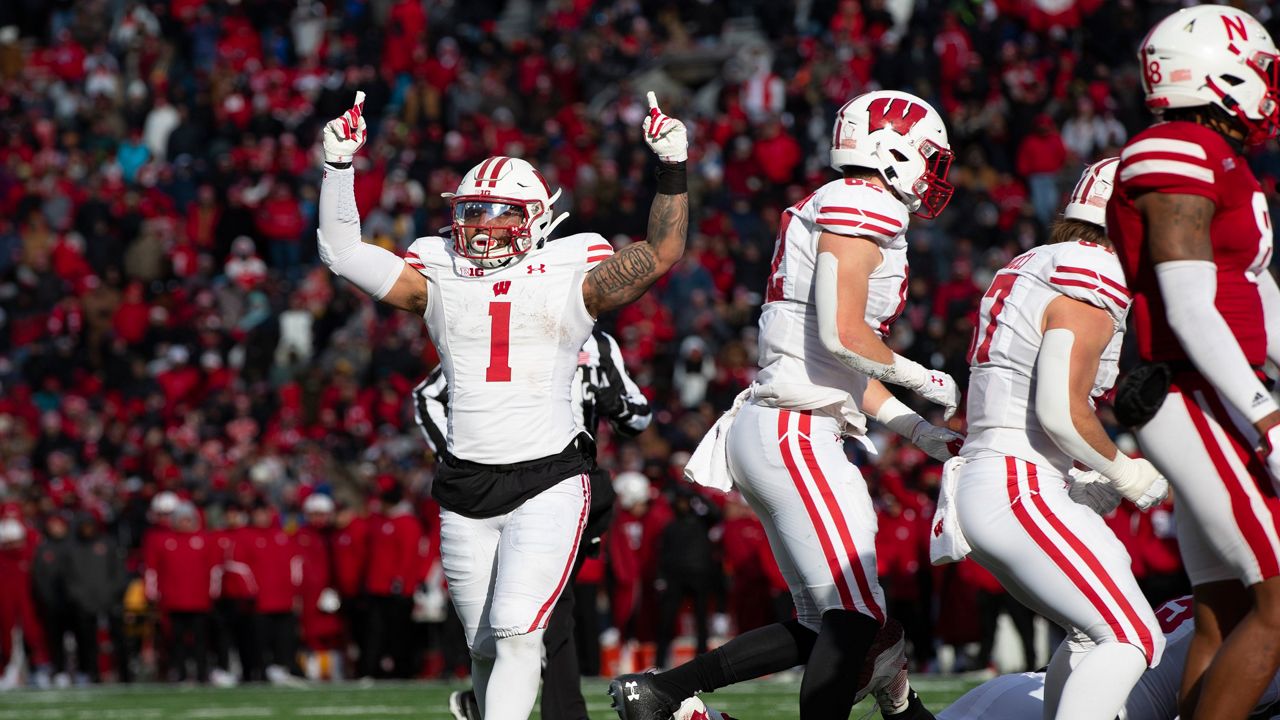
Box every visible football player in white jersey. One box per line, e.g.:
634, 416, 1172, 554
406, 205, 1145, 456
947, 159, 1169, 720
938, 595, 1280, 720
315, 91, 688, 720
611, 90, 961, 720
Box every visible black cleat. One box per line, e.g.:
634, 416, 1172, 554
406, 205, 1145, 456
884, 689, 936, 720
448, 689, 481, 720
608, 672, 681, 720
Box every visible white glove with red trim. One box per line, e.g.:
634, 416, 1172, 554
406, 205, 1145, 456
322, 91, 367, 164
642, 91, 687, 163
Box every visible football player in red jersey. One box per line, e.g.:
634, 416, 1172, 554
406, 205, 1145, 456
1108, 6, 1280, 719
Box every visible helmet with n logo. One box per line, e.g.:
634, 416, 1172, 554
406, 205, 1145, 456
1139, 5, 1280, 144
444, 156, 569, 268
830, 90, 954, 218
1063, 157, 1119, 228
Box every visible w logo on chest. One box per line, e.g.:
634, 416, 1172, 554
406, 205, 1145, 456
493, 281, 511, 296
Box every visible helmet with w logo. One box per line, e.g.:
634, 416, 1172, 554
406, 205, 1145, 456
830, 90, 954, 218
444, 156, 569, 268
1063, 157, 1119, 228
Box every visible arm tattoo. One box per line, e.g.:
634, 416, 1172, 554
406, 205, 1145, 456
585, 191, 688, 315
1140, 193, 1215, 263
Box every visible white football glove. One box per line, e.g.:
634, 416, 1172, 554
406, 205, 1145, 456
322, 91, 367, 164
642, 91, 688, 163
909, 420, 965, 462
1067, 469, 1122, 516
1260, 424, 1280, 495
1103, 454, 1169, 511
910, 369, 961, 421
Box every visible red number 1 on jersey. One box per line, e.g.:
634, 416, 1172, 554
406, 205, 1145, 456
487, 301, 512, 382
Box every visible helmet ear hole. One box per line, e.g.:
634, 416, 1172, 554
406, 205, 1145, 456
1221, 74, 1246, 87
889, 149, 909, 162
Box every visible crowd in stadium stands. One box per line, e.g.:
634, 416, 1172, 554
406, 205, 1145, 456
0, 0, 1277, 686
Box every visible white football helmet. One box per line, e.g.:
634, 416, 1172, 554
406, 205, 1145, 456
1139, 4, 1280, 144
444, 156, 569, 268
830, 90, 954, 219
1063, 157, 1119, 228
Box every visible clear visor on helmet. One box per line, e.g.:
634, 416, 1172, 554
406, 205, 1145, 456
453, 200, 527, 225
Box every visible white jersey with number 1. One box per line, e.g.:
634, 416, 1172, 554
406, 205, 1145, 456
404, 232, 613, 464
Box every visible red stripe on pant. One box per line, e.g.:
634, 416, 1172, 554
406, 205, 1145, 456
1184, 390, 1280, 580
527, 474, 591, 632
1022, 461, 1156, 661
794, 412, 884, 623
777, 409, 857, 613
1003, 457, 1141, 655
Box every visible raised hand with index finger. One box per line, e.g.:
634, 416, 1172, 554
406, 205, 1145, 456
641, 91, 688, 163
322, 91, 367, 166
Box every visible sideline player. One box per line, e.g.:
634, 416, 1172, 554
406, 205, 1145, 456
954, 159, 1168, 720
413, 329, 651, 720
937, 596, 1280, 720
611, 89, 961, 720
316, 91, 687, 719
1108, 6, 1280, 719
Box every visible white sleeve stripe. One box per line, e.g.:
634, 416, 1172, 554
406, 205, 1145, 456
1119, 159, 1215, 184
1122, 138, 1209, 161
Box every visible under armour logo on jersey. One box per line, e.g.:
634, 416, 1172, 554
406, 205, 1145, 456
493, 280, 511, 296
867, 97, 927, 134
930, 376, 945, 387
933, 518, 944, 537
625, 681, 640, 701
527, 264, 546, 274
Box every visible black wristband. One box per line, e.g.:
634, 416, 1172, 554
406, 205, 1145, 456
325, 161, 353, 170
655, 161, 688, 195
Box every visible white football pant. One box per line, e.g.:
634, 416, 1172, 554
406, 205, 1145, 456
1137, 376, 1280, 587
727, 404, 885, 631
955, 455, 1164, 666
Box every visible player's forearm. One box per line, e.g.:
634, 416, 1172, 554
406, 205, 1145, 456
1157, 260, 1279, 423
583, 176, 687, 314
814, 253, 927, 388
318, 165, 405, 300
1035, 329, 1120, 471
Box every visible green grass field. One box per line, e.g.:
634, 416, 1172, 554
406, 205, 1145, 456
0, 677, 984, 719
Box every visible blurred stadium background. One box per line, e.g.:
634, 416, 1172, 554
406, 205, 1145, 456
0, 0, 1277, 715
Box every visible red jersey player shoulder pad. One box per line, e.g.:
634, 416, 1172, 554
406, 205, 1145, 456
1117, 121, 1235, 203
810, 178, 910, 250
1042, 241, 1132, 325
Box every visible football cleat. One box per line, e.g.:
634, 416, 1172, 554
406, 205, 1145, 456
449, 689, 481, 720
853, 618, 910, 711
608, 672, 681, 720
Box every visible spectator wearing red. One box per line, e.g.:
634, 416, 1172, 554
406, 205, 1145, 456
295, 494, 344, 662
1016, 113, 1068, 224
255, 184, 305, 278
361, 479, 422, 678
153, 503, 217, 682
719, 493, 772, 633
211, 503, 259, 682
607, 472, 667, 641
753, 118, 802, 187
246, 501, 302, 679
